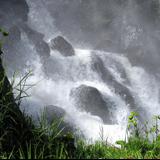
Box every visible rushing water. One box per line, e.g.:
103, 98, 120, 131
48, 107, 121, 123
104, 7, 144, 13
17, 47, 160, 145
1, 0, 160, 145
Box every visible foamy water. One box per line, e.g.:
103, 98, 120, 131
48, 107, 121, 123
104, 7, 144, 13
11, 48, 160, 145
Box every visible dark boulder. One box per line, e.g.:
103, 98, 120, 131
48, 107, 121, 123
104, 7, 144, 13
70, 85, 114, 124
44, 105, 76, 134
50, 36, 75, 56
91, 55, 114, 83
45, 105, 66, 122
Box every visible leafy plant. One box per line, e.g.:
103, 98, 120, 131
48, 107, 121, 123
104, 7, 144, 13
128, 111, 140, 137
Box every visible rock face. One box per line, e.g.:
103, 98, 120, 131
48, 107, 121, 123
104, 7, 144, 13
50, 36, 75, 56
70, 85, 113, 124
45, 105, 76, 134
0, 55, 33, 152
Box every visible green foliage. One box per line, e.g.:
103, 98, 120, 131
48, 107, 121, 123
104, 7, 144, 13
1, 105, 160, 159
128, 111, 138, 128
127, 111, 140, 138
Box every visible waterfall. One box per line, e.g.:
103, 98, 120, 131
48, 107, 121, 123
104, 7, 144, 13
1, 0, 160, 145
19, 48, 160, 144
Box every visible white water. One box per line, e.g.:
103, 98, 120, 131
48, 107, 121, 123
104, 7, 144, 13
7, 0, 159, 145
14, 47, 160, 145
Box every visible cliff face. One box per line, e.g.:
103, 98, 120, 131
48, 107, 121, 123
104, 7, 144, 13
0, 58, 15, 106
0, 54, 33, 152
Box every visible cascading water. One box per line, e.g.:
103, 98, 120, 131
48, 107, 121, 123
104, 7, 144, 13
1, 0, 160, 145
19, 47, 160, 144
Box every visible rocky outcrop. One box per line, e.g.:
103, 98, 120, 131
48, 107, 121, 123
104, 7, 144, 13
70, 85, 114, 124
50, 36, 75, 56
0, 55, 33, 152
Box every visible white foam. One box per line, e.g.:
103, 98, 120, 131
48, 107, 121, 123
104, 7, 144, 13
12, 48, 160, 145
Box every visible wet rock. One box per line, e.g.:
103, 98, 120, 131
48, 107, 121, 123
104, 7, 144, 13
45, 105, 66, 122
70, 85, 113, 124
21, 24, 50, 59
91, 55, 136, 109
50, 36, 75, 56
91, 55, 114, 82
45, 105, 76, 134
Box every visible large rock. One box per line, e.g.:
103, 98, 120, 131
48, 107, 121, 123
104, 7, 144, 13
44, 105, 76, 134
91, 54, 129, 84
45, 105, 66, 122
70, 85, 114, 124
91, 55, 114, 83
50, 36, 75, 56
